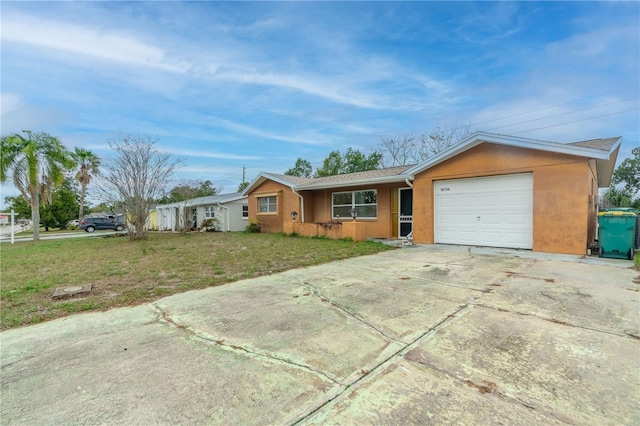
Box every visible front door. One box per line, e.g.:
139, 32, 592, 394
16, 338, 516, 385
399, 188, 413, 237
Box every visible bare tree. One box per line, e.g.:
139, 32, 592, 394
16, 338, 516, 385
419, 122, 472, 159
168, 179, 211, 234
379, 133, 419, 167
99, 135, 179, 240
378, 123, 473, 167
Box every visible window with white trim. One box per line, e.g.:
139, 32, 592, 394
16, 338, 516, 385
332, 190, 377, 219
204, 206, 215, 218
258, 196, 277, 213
242, 205, 249, 218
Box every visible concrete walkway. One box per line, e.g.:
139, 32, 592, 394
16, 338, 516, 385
1, 246, 638, 425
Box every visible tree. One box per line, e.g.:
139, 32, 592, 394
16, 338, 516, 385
343, 148, 382, 174
314, 148, 381, 177
285, 158, 313, 178
99, 135, 179, 240
4, 195, 31, 219
40, 178, 80, 231
378, 122, 472, 167
315, 151, 343, 177
158, 180, 218, 204
611, 146, 640, 200
72, 147, 100, 220
237, 181, 249, 192
160, 179, 214, 234
378, 134, 420, 168
0, 131, 74, 240
602, 186, 634, 208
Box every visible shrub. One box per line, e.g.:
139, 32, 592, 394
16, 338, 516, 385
245, 219, 261, 233
199, 218, 220, 232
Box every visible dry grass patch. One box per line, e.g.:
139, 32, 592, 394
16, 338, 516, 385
1, 232, 393, 330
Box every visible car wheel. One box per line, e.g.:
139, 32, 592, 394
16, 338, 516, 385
116, 225, 124, 231
598, 246, 603, 258
86, 226, 95, 233
629, 249, 634, 261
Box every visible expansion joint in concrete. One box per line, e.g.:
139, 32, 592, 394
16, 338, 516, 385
298, 280, 405, 345
293, 292, 483, 425
150, 304, 341, 386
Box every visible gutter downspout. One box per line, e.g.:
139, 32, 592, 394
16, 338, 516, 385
404, 176, 414, 242
291, 188, 305, 223
217, 203, 230, 232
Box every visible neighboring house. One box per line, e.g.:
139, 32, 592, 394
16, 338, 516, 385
146, 208, 158, 231
243, 131, 621, 255
155, 192, 248, 232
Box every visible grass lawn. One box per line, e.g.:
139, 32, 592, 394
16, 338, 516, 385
0, 232, 393, 330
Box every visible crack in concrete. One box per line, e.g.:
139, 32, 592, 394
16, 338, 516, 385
149, 304, 342, 386
295, 279, 405, 345
404, 354, 576, 425
475, 303, 636, 340
292, 292, 485, 425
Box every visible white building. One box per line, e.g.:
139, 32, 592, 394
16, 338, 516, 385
155, 192, 248, 232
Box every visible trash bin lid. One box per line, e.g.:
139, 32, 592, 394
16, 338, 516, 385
598, 210, 637, 217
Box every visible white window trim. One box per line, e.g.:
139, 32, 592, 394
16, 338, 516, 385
257, 196, 277, 215
242, 205, 249, 220
204, 206, 215, 219
332, 189, 377, 219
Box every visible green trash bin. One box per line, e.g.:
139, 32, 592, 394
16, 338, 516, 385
597, 209, 637, 260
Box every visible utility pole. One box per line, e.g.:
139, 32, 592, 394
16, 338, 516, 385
242, 165, 246, 187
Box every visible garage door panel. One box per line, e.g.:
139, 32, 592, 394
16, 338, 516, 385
438, 196, 457, 209
458, 195, 478, 209
435, 174, 532, 249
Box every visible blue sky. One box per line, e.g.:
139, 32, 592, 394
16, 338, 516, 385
1, 1, 639, 208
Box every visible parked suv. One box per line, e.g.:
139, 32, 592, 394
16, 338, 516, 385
79, 216, 126, 233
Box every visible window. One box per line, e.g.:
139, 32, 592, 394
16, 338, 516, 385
332, 190, 377, 219
204, 206, 215, 218
242, 205, 249, 219
258, 196, 277, 213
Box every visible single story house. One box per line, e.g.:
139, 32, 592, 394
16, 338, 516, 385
155, 192, 248, 232
242, 131, 621, 255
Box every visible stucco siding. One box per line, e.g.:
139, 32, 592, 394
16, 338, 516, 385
412, 143, 593, 255
249, 180, 295, 233
307, 184, 398, 239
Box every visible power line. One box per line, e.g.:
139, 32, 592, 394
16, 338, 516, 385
469, 86, 640, 127
509, 107, 640, 135
483, 96, 639, 132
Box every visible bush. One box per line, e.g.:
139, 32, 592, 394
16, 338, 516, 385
199, 218, 220, 232
245, 219, 261, 233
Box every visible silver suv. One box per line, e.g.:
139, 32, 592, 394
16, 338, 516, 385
79, 216, 126, 233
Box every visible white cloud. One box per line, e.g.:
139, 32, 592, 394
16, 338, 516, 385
1, 14, 187, 73
205, 116, 332, 146
161, 148, 262, 161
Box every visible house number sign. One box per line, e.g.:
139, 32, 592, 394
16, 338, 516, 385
440, 187, 451, 191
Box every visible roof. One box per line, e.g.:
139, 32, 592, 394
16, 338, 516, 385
567, 137, 620, 151
296, 165, 413, 190
405, 132, 621, 187
156, 192, 247, 208
242, 165, 413, 194
244, 132, 622, 193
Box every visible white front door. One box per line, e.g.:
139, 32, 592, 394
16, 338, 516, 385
434, 173, 533, 249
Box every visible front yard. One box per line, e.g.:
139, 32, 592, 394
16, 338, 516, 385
0, 232, 392, 330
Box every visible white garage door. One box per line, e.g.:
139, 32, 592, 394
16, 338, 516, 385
434, 174, 533, 249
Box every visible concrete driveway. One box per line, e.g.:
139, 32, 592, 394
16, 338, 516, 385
1, 246, 638, 425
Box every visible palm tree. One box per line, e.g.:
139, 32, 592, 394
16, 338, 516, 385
0, 131, 74, 240
72, 147, 101, 220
